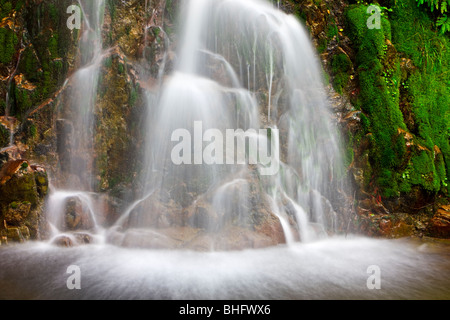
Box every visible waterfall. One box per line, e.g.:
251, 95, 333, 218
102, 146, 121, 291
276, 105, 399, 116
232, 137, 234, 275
40, 0, 347, 250
44, 0, 106, 238
112, 0, 346, 249
2, 0, 449, 302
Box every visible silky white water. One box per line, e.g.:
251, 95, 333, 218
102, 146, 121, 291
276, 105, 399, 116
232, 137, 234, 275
45, 0, 106, 232
116, 0, 346, 247
1, 237, 450, 299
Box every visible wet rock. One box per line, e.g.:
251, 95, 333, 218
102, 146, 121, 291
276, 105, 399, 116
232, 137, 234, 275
126, 191, 183, 228
379, 219, 392, 233
73, 232, 94, 244
4, 201, 31, 226
358, 198, 389, 215
253, 207, 286, 245
116, 228, 181, 249
0, 160, 40, 206
170, 183, 194, 208
355, 210, 415, 238
33, 166, 49, 197
186, 202, 219, 230
0, 159, 48, 241
64, 197, 94, 231
106, 225, 278, 251
1, 226, 30, 243
51, 232, 95, 247
52, 235, 74, 247
351, 167, 365, 190
428, 205, 450, 238
213, 226, 276, 251
0, 235, 7, 246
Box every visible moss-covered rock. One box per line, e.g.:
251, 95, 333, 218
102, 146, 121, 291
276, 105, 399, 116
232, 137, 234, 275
0, 159, 49, 241
0, 0, 77, 155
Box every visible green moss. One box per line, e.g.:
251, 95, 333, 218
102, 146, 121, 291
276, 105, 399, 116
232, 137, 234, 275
15, 0, 25, 12
29, 123, 37, 138
0, 27, 18, 64
331, 53, 351, 94
409, 150, 441, 192
0, 124, 9, 148
48, 34, 59, 59
104, 56, 113, 68
0, 1, 12, 19
129, 86, 138, 107
346, 4, 406, 197
118, 63, 125, 74
19, 47, 40, 82
48, 3, 58, 25
344, 1, 449, 197
391, 0, 450, 193
12, 85, 32, 119
107, 0, 117, 22
327, 22, 339, 40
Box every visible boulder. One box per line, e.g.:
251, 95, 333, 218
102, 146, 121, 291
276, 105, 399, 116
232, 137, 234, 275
52, 235, 74, 247
64, 197, 95, 231
428, 205, 450, 238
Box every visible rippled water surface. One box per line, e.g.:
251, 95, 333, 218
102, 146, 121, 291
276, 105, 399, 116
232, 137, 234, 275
1, 236, 449, 300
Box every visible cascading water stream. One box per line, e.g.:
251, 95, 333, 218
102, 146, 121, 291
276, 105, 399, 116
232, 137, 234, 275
44, 0, 106, 241
112, 0, 345, 249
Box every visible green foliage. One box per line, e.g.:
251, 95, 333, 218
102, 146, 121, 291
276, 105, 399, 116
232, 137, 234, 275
415, 0, 450, 33
416, 0, 448, 14
436, 14, 450, 33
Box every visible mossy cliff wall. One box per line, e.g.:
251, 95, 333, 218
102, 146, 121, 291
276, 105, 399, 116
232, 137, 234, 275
283, 0, 449, 237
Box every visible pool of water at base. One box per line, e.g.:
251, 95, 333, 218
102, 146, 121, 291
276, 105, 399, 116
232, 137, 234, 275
1, 235, 449, 300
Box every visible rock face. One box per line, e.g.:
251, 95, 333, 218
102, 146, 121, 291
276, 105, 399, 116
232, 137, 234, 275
0, 156, 49, 243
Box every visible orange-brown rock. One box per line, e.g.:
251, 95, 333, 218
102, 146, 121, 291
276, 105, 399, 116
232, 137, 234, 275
428, 205, 450, 238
